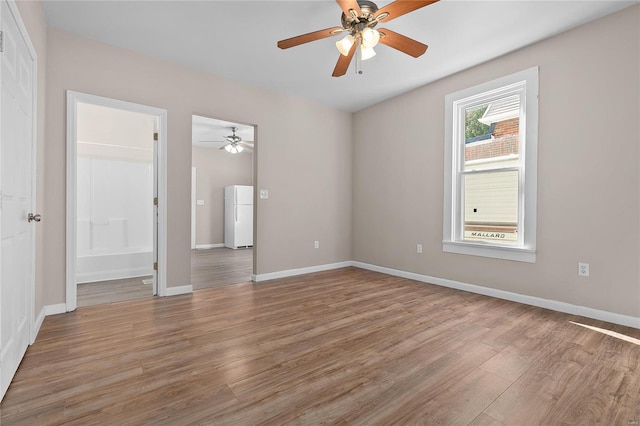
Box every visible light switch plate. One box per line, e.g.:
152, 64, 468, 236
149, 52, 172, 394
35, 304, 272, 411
196, 199, 205, 206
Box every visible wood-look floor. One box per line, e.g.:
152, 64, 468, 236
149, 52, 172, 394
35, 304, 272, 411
191, 247, 253, 290
76, 248, 252, 307
2, 267, 639, 424
77, 276, 152, 308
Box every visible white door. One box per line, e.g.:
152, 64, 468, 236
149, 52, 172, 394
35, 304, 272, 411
0, 0, 36, 401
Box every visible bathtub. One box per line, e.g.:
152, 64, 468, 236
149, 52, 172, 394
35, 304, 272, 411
76, 247, 153, 283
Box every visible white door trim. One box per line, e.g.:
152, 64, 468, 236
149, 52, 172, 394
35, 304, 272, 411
191, 167, 196, 250
65, 91, 168, 311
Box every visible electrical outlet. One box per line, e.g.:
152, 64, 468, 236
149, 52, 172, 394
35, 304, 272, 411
314, 240, 319, 249
417, 244, 423, 254
259, 189, 269, 199
578, 262, 589, 277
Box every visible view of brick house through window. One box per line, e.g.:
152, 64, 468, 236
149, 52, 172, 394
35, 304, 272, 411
444, 67, 537, 261
463, 96, 520, 244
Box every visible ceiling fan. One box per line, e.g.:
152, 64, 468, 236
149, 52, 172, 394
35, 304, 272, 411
277, 0, 439, 77
200, 127, 254, 154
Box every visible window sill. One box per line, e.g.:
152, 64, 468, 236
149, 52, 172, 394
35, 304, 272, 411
443, 241, 536, 263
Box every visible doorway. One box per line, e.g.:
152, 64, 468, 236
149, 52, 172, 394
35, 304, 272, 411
66, 92, 168, 310
191, 115, 255, 289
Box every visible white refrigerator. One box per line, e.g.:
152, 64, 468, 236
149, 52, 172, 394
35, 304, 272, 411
224, 185, 253, 249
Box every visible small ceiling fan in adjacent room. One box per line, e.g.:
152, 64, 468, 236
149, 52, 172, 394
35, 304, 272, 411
277, 0, 439, 77
200, 127, 254, 154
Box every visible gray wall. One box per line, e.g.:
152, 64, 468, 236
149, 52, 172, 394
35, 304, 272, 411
15, 1, 640, 320
43, 28, 352, 302
192, 146, 253, 246
352, 6, 640, 317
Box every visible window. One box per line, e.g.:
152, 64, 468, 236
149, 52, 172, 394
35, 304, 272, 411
443, 67, 538, 262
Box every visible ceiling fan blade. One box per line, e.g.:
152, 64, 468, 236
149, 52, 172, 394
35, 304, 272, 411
239, 142, 254, 149
278, 27, 344, 49
378, 28, 428, 58
336, 0, 362, 19
375, 0, 439, 23
332, 41, 357, 77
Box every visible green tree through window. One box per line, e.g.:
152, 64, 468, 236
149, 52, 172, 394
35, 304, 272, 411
465, 105, 489, 139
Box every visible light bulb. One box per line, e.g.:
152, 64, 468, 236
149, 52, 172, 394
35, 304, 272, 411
224, 144, 243, 154
336, 34, 355, 56
361, 28, 380, 48
360, 46, 376, 61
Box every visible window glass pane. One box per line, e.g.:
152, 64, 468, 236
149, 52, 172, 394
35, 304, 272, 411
464, 95, 520, 171
444, 67, 537, 260
463, 170, 519, 245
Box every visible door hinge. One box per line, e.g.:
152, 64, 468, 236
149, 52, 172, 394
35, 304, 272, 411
153, 197, 158, 206
153, 132, 158, 141
153, 262, 158, 271
0, 31, 4, 53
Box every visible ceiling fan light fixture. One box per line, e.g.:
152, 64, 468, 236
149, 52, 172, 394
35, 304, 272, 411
361, 28, 380, 48
360, 45, 376, 61
277, 0, 438, 77
225, 144, 243, 154
375, 12, 389, 22
336, 34, 355, 56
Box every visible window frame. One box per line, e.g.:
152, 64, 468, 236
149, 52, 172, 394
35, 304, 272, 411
443, 67, 539, 263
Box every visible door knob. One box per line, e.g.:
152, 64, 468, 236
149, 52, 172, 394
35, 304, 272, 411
28, 213, 41, 223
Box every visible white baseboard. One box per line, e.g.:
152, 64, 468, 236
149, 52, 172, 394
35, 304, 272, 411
163, 285, 193, 297
32, 307, 46, 344
352, 261, 640, 329
36, 261, 639, 334
45, 303, 67, 315
32, 304, 67, 344
252, 261, 353, 282
195, 243, 224, 250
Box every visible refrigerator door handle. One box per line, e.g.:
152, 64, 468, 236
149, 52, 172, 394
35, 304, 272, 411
235, 205, 238, 222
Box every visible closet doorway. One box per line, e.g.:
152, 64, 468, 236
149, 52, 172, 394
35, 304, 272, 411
66, 92, 168, 310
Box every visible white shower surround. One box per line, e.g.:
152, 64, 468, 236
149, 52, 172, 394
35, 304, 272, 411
76, 157, 153, 283
76, 248, 152, 283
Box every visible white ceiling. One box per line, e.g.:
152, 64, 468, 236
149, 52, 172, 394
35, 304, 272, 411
192, 115, 255, 149
42, 0, 637, 112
